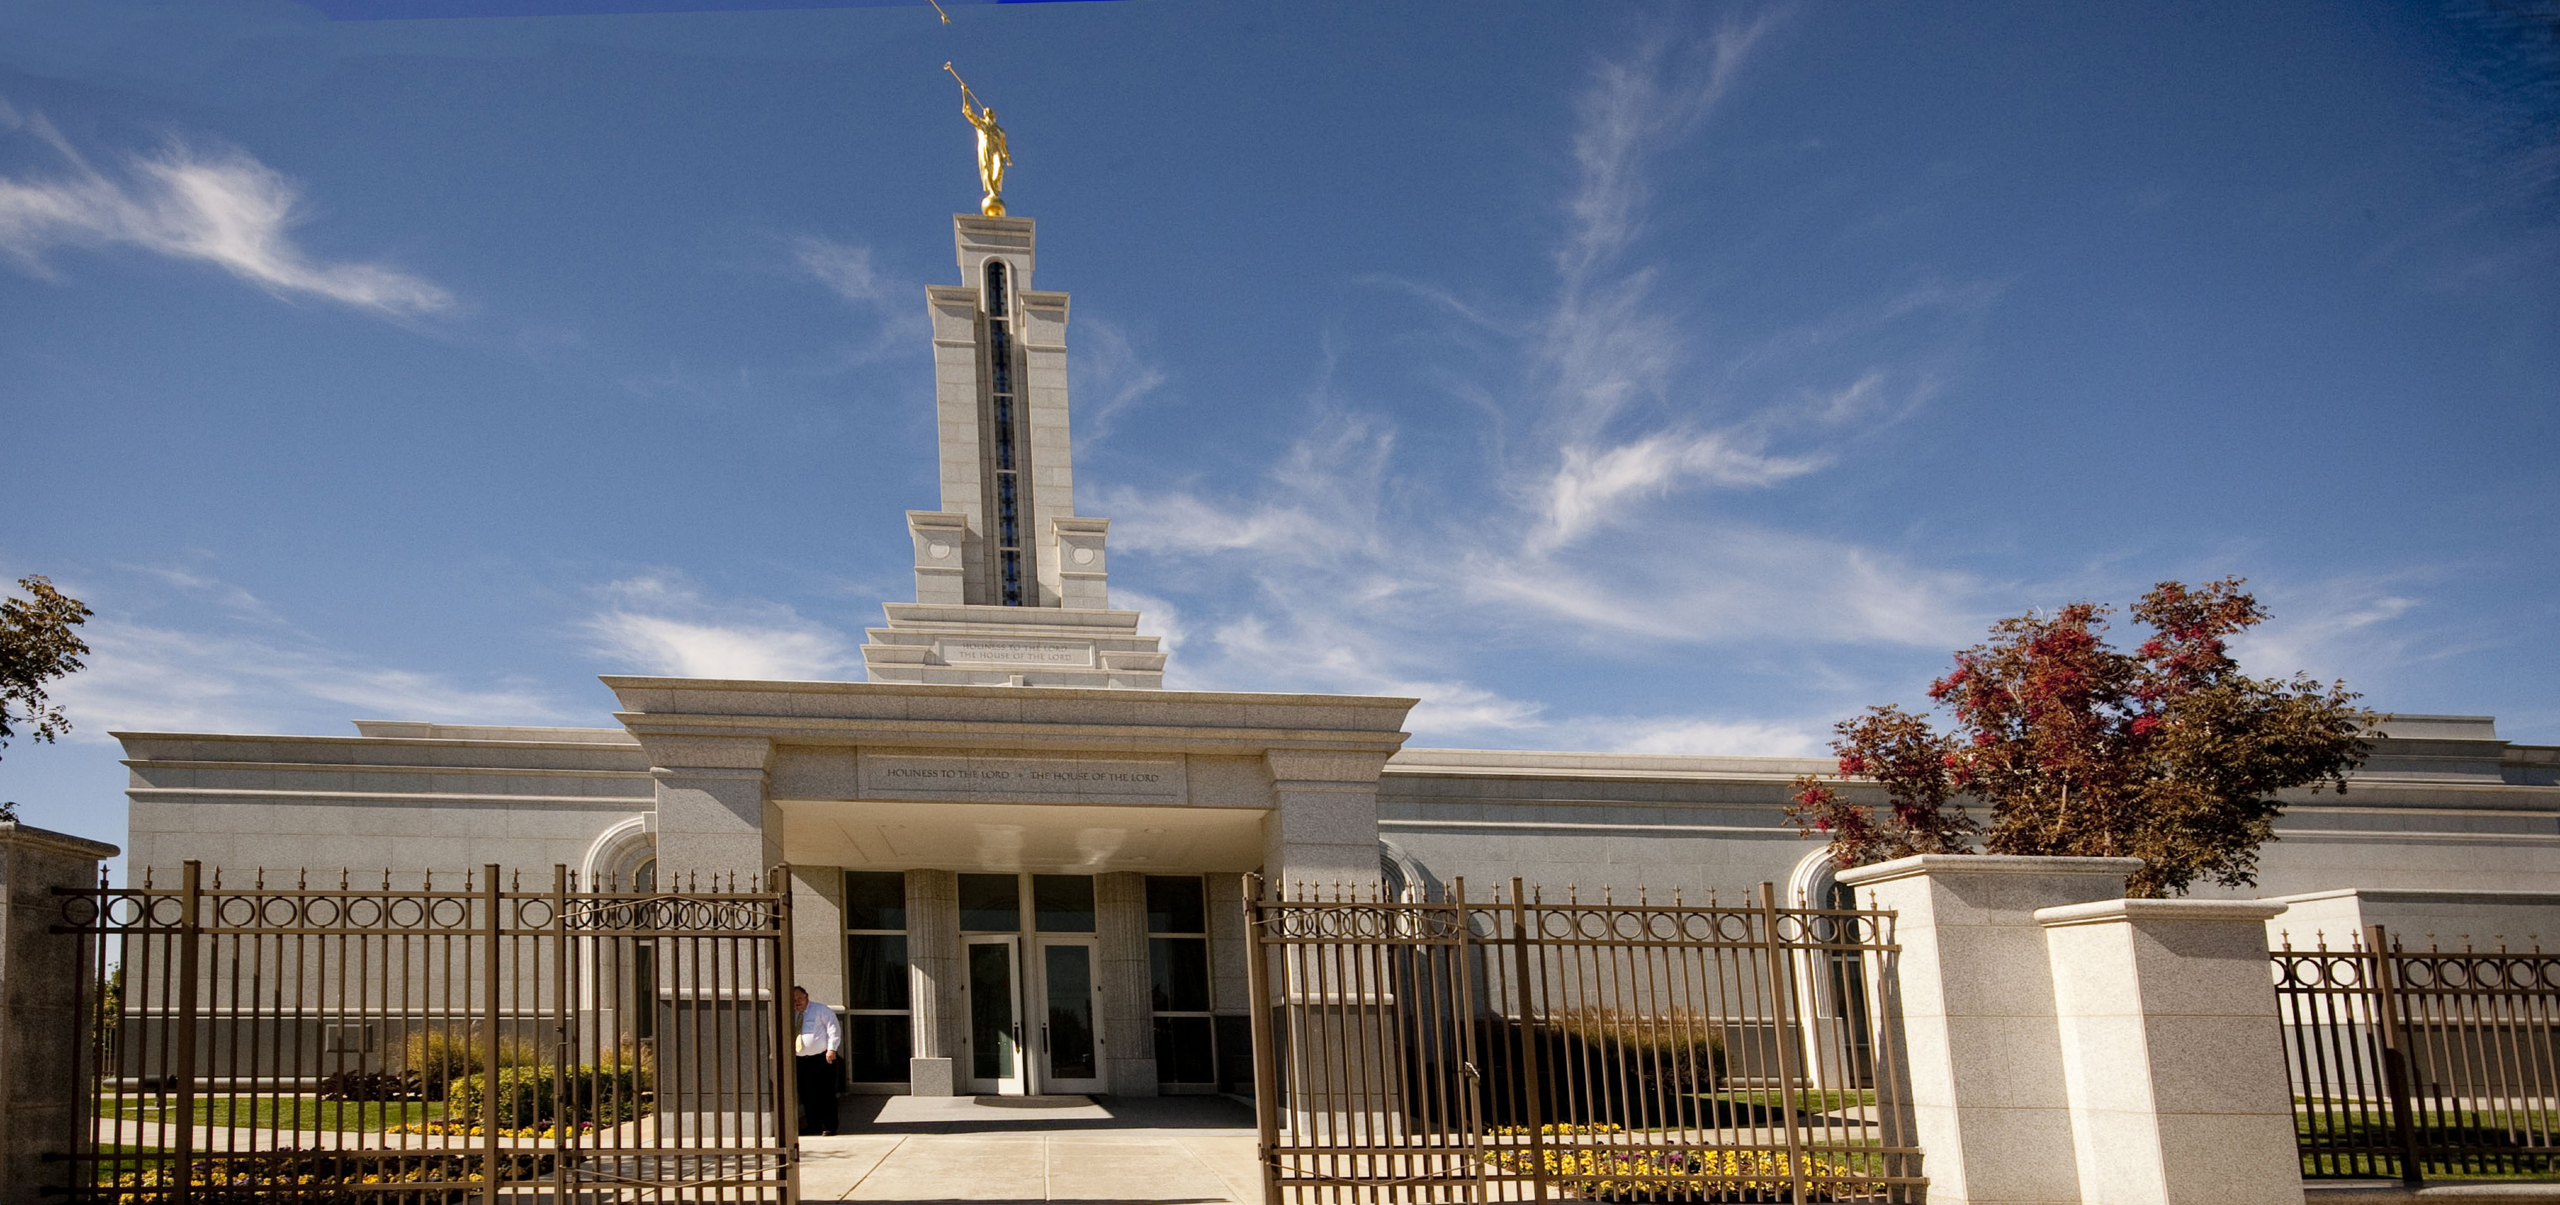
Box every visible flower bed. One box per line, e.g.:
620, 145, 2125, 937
106, 1149, 552, 1204
1489, 1125, 1868, 1203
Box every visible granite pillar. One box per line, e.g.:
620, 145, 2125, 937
1833, 854, 2141, 1205
2037, 898, 2299, 1205
1096, 871, 1157, 1095
905, 869, 960, 1095
0, 822, 120, 1205
1260, 749, 1387, 892
647, 736, 778, 888
790, 864, 845, 1015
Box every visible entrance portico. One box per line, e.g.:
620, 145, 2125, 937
608, 675, 1416, 1096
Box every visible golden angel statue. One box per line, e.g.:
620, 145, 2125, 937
946, 63, 1010, 216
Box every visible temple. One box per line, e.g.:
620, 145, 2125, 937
113, 209, 2560, 1100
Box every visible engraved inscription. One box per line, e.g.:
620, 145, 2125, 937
860, 755, 1186, 801
938, 640, 1092, 666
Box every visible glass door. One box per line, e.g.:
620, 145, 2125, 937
963, 936, 1025, 1095
1032, 937, 1105, 1095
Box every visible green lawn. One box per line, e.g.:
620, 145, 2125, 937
99, 1095, 447, 1132
2295, 1098, 2558, 1182
85, 1144, 165, 1182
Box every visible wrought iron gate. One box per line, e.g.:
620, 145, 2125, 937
53, 861, 798, 1201
1243, 876, 1921, 1203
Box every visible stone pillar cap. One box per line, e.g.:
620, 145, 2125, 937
2035, 897, 2289, 927
0, 820, 119, 860
1834, 853, 2143, 887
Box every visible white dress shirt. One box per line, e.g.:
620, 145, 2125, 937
796, 1001, 844, 1057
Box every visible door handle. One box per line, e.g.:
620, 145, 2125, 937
1041, 1022, 1050, 1052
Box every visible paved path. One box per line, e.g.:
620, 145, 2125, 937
799, 1094, 1262, 1204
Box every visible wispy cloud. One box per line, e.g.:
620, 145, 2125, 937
1577, 716, 1826, 758
0, 101, 453, 315
1529, 431, 1826, 553
790, 233, 926, 362
35, 568, 555, 739
793, 234, 891, 306
1085, 15, 1992, 751
583, 573, 858, 681
2230, 573, 2456, 695
1070, 313, 1168, 446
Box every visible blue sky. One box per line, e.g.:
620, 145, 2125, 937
3, 0, 2554, 853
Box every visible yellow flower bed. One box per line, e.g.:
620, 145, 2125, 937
107, 1149, 550, 1204
1489, 1124, 1858, 1202
390, 1119, 594, 1140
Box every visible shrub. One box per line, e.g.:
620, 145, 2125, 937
445, 1062, 652, 1128
1470, 1010, 1728, 1129
314, 1069, 423, 1102
398, 1027, 536, 1099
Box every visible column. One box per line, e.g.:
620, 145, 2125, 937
640, 739, 777, 1135
2037, 899, 2298, 1205
790, 866, 845, 1020
1833, 854, 2141, 1205
1260, 749, 1388, 892
0, 822, 119, 1205
647, 736, 778, 887
1096, 872, 1157, 1096
1205, 872, 1251, 1094
905, 870, 960, 1095
1260, 752, 1400, 1136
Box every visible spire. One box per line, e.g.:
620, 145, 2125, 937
858, 214, 1167, 689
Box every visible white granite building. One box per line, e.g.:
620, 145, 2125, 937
117, 214, 2560, 1099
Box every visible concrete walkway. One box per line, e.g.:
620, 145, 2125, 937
799, 1094, 1261, 1204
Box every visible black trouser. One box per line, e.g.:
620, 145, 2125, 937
795, 1054, 840, 1135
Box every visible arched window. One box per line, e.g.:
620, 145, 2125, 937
983, 259, 1008, 318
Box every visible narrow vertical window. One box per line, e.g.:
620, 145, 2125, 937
982, 258, 1027, 605
1147, 875, 1216, 1086
843, 871, 914, 1083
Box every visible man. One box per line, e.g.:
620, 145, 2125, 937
791, 985, 843, 1136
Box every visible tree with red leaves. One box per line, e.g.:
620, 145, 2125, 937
1786, 578, 2376, 897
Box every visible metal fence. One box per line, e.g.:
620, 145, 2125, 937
1243, 876, 1921, 1204
2274, 925, 2559, 1184
53, 860, 798, 1202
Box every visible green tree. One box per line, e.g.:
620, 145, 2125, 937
1786, 578, 2376, 897
1, 575, 93, 763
